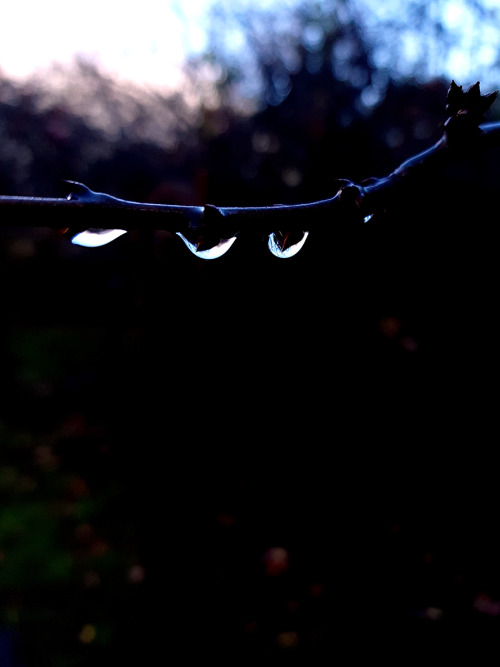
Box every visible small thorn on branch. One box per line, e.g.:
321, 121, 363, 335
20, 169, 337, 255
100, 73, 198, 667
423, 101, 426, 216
64, 180, 95, 201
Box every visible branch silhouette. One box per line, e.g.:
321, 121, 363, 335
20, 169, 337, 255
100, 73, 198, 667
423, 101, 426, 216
1, 81, 499, 258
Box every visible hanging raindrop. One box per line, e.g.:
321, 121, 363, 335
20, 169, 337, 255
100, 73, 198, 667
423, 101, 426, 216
268, 231, 309, 259
69, 228, 127, 247
176, 232, 237, 260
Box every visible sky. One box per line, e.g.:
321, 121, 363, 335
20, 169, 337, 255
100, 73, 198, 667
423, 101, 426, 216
0, 0, 299, 90
1, 0, 499, 92
0, 0, 214, 89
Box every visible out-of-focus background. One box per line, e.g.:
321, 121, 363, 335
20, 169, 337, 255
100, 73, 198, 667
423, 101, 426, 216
1, 1, 500, 664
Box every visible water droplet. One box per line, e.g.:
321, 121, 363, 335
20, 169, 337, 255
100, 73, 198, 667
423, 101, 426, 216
176, 233, 237, 260
268, 231, 309, 258
70, 229, 127, 247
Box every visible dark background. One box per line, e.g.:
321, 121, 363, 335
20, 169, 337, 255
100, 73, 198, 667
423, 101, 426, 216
1, 1, 500, 664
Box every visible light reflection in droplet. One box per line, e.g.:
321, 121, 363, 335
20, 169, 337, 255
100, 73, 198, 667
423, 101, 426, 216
71, 229, 127, 247
176, 232, 237, 259
268, 231, 309, 259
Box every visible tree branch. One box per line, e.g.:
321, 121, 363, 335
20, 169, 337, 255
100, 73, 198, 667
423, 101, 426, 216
1, 81, 499, 258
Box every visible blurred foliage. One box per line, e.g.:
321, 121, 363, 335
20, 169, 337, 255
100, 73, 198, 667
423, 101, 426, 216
357, 0, 500, 86
2, 1, 500, 665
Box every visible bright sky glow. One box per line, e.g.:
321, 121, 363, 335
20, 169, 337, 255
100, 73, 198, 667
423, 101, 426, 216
1, 0, 499, 91
0, 0, 211, 89
0, 0, 301, 89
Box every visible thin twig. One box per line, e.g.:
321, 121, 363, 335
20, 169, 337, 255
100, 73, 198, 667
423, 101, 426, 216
1, 82, 499, 254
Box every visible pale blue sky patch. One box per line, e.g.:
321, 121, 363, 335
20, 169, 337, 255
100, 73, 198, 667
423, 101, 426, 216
1, 1, 499, 92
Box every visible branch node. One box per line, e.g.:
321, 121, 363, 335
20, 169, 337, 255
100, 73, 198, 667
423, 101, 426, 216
337, 182, 364, 224
64, 180, 94, 201
192, 204, 230, 252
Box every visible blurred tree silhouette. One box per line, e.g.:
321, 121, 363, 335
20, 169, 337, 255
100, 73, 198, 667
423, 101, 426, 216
0, 60, 202, 200
2, 1, 500, 665
358, 0, 500, 85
